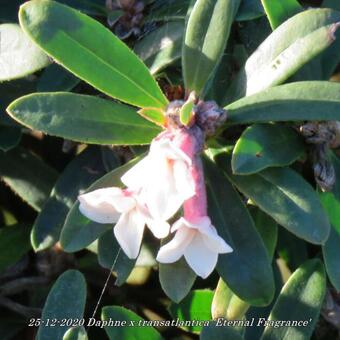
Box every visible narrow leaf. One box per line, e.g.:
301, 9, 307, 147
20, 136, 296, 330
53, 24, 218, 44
204, 157, 274, 306
232, 124, 305, 174
227, 9, 340, 102
0, 147, 58, 211
37, 270, 86, 340
261, 0, 302, 29
168, 290, 213, 333
0, 23, 50, 81
19, 0, 168, 108
32, 147, 106, 251
226, 81, 340, 125
183, 0, 241, 94
261, 259, 326, 340
7, 93, 162, 145
134, 22, 184, 75
213, 151, 331, 245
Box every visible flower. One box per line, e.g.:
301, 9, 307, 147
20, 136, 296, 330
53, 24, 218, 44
156, 216, 233, 278
78, 187, 169, 259
121, 136, 195, 221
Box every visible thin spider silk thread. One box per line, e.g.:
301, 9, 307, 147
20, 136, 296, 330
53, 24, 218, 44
87, 247, 122, 328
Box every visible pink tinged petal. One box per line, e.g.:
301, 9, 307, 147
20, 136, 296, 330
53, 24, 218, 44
173, 160, 195, 200
113, 209, 145, 259
121, 156, 152, 189
156, 227, 195, 263
78, 187, 130, 224
184, 233, 219, 279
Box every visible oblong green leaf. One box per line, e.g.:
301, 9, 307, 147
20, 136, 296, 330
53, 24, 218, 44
102, 306, 162, 340
323, 226, 340, 291
226, 81, 340, 125
227, 9, 340, 102
261, 0, 302, 29
214, 151, 331, 245
159, 256, 196, 303
0, 23, 50, 81
32, 147, 106, 251
200, 321, 243, 340
236, 0, 264, 21
60, 158, 139, 252
134, 22, 184, 75
19, 0, 168, 109
0, 147, 58, 211
169, 290, 213, 333
232, 124, 305, 174
37, 270, 86, 340
261, 259, 326, 340
7, 93, 162, 145
183, 0, 241, 94
204, 157, 274, 306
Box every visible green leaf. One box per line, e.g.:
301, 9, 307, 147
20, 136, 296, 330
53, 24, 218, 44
159, 256, 196, 303
0, 23, 50, 81
63, 327, 88, 340
261, 259, 326, 340
0, 126, 21, 152
19, 0, 168, 109
226, 81, 340, 125
7, 93, 161, 145
102, 306, 162, 340
226, 9, 340, 102
236, 0, 264, 21
32, 147, 106, 251
0, 147, 58, 211
97, 229, 135, 286
183, 0, 241, 94
168, 290, 213, 333
323, 226, 340, 291
200, 321, 243, 340
323, 0, 340, 11
37, 270, 86, 340
250, 208, 278, 260
58, 0, 107, 16
60, 158, 139, 252
37, 63, 80, 92
0, 224, 31, 272
211, 278, 233, 319
138, 108, 165, 127
318, 152, 340, 235
134, 22, 184, 75
145, 0, 190, 22
232, 124, 305, 174
213, 151, 331, 245
204, 157, 275, 306
261, 0, 302, 29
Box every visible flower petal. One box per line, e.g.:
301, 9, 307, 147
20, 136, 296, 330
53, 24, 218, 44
146, 219, 170, 239
121, 156, 152, 189
78, 187, 128, 224
184, 233, 219, 279
114, 209, 145, 259
156, 227, 194, 263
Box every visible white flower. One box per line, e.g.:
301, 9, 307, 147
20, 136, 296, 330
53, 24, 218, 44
121, 137, 195, 221
78, 187, 170, 259
156, 216, 233, 278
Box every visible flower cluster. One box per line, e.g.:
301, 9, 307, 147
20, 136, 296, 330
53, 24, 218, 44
78, 100, 232, 278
